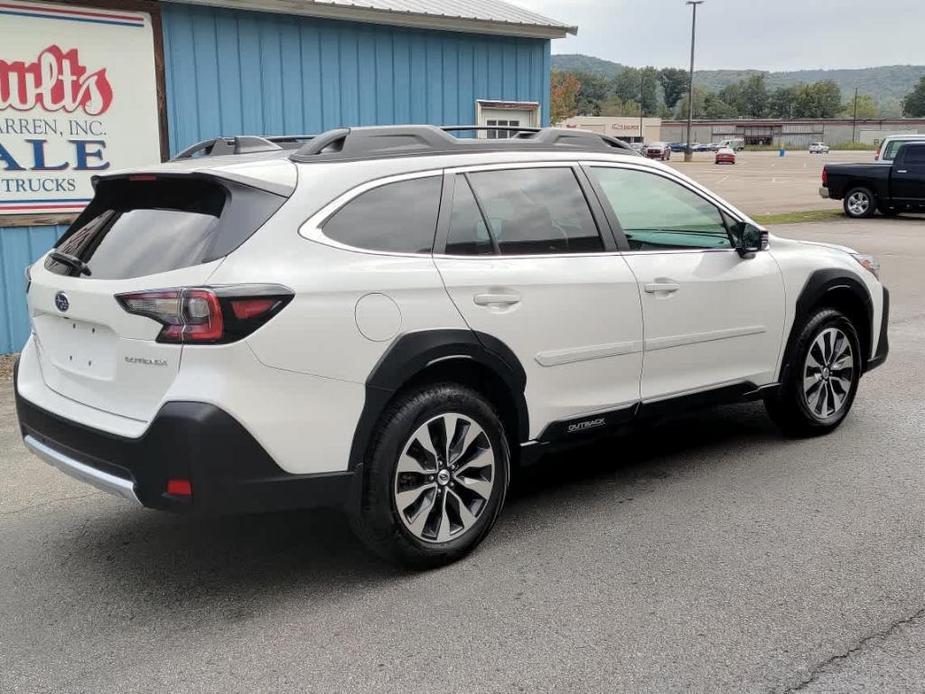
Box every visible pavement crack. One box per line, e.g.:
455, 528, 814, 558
783, 607, 925, 692
0, 491, 101, 518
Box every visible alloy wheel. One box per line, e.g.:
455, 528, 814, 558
846, 192, 870, 216
393, 413, 495, 543
803, 327, 855, 419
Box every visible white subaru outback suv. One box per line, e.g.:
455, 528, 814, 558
15, 126, 889, 568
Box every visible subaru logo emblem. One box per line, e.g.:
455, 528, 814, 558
54, 291, 69, 312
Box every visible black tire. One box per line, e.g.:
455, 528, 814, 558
351, 383, 510, 569
843, 187, 876, 218
765, 308, 862, 437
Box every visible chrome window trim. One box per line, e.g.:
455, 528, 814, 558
297, 156, 765, 260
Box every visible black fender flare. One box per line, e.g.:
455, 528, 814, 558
780, 269, 873, 379
347, 329, 528, 472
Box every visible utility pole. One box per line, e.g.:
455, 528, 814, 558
639, 71, 645, 145
684, 0, 704, 162
851, 87, 859, 144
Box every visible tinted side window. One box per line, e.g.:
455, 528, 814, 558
465, 168, 603, 255
323, 176, 442, 253
900, 144, 925, 165
590, 167, 732, 251
446, 176, 495, 256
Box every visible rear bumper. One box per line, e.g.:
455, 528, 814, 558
818, 186, 830, 199
15, 361, 358, 514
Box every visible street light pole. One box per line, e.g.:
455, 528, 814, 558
851, 87, 859, 144
639, 71, 645, 145
684, 0, 703, 162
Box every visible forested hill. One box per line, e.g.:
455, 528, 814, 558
552, 54, 925, 104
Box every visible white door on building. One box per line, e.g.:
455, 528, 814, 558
476, 101, 540, 138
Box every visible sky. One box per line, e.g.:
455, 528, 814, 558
513, 0, 925, 72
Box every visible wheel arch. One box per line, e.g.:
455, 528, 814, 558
780, 270, 873, 381
347, 330, 528, 473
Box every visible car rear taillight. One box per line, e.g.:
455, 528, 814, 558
821, 167, 828, 186
116, 284, 293, 344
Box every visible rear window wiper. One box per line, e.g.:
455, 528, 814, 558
49, 250, 92, 276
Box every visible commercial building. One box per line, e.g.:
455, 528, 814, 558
0, 0, 575, 353
661, 118, 925, 148
557, 116, 662, 143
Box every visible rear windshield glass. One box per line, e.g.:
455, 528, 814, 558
47, 177, 284, 280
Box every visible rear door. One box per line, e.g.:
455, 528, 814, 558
891, 144, 925, 202
27, 175, 286, 422
586, 164, 785, 402
434, 164, 643, 439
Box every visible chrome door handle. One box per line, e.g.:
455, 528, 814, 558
644, 282, 680, 294
474, 292, 520, 307
897, 169, 908, 174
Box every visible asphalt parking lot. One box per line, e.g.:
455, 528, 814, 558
1, 215, 923, 692
669, 149, 873, 216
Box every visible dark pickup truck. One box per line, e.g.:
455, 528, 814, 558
820, 141, 925, 218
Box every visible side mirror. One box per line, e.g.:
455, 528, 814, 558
734, 223, 768, 259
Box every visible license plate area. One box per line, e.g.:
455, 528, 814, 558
35, 314, 118, 380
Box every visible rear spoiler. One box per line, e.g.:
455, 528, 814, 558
91, 162, 297, 198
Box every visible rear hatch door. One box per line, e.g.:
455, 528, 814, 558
28, 173, 288, 423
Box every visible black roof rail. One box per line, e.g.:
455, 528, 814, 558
288, 125, 638, 163
171, 134, 316, 160
263, 135, 316, 150
173, 136, 282, 160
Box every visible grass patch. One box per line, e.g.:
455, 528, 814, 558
829, 141, 878, 151
752, 209, 845, 225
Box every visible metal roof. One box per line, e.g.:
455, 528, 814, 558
165, 0, 578, 38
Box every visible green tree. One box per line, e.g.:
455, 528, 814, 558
658, 67, 689, 109
703, 93, 734, 119
879, 96, 904, 118
840, 94, 879, 119
610, 67, 658, 115
769, 86, 800, 118
740, 74, 769, 117
639, 67, 660, 115
903, 76, 925, 117
717, 81, 745, 114
675, 87, 707, 120
599, 95, 640, 117
574, 71, 609, 115
794, 80, 842, 118
611, 68, 641, 104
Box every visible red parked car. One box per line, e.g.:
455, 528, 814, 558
715, 146, 736, 165
644, 142, 671, 161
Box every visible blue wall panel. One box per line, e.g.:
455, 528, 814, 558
160, 3, 551, 153
0, 224, 68, 353
0, 5, 552, 353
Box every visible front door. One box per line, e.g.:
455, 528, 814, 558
586, 164, 785, 402
435, 165, 643, 439
892, 144, 925, 203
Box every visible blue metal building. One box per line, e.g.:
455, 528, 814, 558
0, 0, 575, 353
